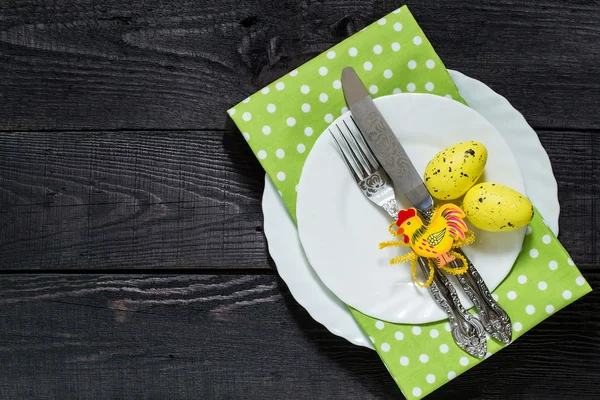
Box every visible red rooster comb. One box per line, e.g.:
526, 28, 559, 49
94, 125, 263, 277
396, 208, 417, 226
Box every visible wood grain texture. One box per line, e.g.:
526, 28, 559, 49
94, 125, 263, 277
0, 273, 596, 400
0, 128, 598, 269
0, 130, 269, 269
0, 0, 599, 130
537, 128, 600, 267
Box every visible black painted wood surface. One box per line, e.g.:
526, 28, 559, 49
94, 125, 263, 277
0, 0, 599, 131
0, 0, 598, 399
0, 274, 597, 400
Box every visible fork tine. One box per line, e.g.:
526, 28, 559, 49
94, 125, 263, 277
342, 119, 376, 173
337, 124, 368, 179
330, 129, 361, 183
349, 115, 380, 169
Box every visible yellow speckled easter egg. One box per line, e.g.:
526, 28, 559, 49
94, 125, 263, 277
462, 183, 534, 232
424, 141, 487, 200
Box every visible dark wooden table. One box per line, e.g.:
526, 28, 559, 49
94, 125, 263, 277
0, 1, 598, 399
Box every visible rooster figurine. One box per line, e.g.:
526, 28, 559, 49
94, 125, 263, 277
380, 204, 475, 288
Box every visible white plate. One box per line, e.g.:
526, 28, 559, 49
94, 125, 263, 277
263, 70, 559, 348
295, 93, 527, 323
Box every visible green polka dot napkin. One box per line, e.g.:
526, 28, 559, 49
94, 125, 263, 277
227, 6, 592, 399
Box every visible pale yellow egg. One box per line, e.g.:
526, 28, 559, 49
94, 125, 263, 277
424, 141, 487, 200
462, 183, 534, 232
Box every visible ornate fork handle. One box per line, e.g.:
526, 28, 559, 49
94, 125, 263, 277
454, 249, 512, 344
418, 257, 487, 358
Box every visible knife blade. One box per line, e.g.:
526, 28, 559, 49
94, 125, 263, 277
341, 67, 433, 213
341, 66, 512, 345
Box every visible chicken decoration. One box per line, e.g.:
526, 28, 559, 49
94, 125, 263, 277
379, 204, 475, 288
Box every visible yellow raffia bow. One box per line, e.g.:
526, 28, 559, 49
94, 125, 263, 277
379, 208, 475, 288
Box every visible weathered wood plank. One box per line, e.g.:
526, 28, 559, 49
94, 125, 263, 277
537, 128, 600, 265
0, 1, 599, 130
0, 128, 598, 269
0, 130, 268, 269
0, 273, 596, 399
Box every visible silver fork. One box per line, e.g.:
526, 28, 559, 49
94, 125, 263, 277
331, 118, 487, 358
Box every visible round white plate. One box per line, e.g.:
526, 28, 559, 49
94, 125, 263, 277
295, 93, 526, 323
263, 70, 559, 348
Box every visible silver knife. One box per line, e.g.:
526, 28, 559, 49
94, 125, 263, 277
342, 66, 511, 347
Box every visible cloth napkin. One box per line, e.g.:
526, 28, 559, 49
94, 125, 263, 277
228, 6, 592, 399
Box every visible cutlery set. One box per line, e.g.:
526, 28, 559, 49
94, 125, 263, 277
334, 67, 512, 357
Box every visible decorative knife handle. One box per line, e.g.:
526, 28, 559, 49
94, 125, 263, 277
418, 257, 487, 358
453, 249, 512, 344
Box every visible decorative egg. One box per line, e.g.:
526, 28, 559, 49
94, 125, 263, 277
424, 141, 487, 200
462, 183, 534, 232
